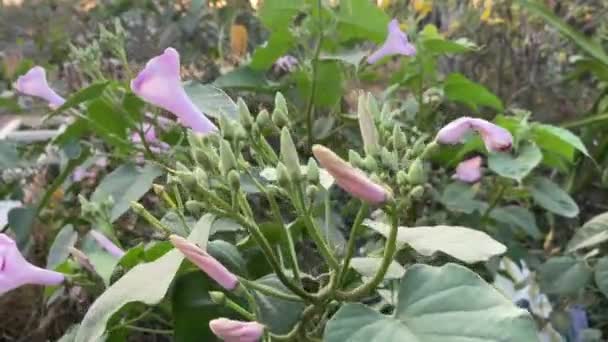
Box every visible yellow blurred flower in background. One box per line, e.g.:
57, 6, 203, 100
412, 0, 432, 17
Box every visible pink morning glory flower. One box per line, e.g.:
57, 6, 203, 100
368, 19, 416, 64
313, 145, 391, 205
170, 235, 238, 290
0, 234, 64, 296
209, 318, 264, 342
14, 66, 65, 109
436, 117, 513, 152
130, 48, 217, 134
453, 156, 483, 183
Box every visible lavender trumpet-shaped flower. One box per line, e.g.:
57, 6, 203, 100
209, 318, 264, 342
89, 230, 125, 258
170, 235, 238, 290
14, 66, 65, 109
453, 156, 483, 183
312, 145, 391, 205
436, 117, 513, 152
131, 48, 217, 134
368, 19, 416, 64
0, 234, 64, 296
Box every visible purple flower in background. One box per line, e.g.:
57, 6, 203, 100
0, 234, 64, 296
89, 230, 125, 259
368, 19, 416, 64
436, 117, 513, 152
453, 156, 483, 183
130, 123, 170, 153
14, 66, 66, 109
170, 235, 239, 290
131, 48, 217, 134
273, 55, 299, 73
209, 318, 264, 342
568, 305, 589, 342
313, 145, 391, 205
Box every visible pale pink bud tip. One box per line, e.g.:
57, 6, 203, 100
170, 235, 238, 290
312, 145, 391, 205
453, 156, 483, 183
14, 66, 65, 108
436, 117, 513, 152
130, 48, 217, 134
1, 234, 64, 296
368, 19, 416, 64
89, 230, 125, 258
209, 318, 264, 342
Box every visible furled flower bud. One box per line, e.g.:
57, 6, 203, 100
1, 234, 64, 295
272, 92, 289, 128
170, 235, 238, 290
238, 98, 254, 129
436, 117, 513, 152
312, 145, 391, 205
453, 156, 483, 183
14, 66, 66, 109
280, 128, 301, 180
219, 140, 239, 176
130, 48, 217, 134
306, 158, 320, 184
407, 158, 426, 185
209, 318, 264, 342
89, 230, 125, 259
358, 92, 380, 156
368, 19, 416, 64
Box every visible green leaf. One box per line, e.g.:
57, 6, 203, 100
490, 206, 542, 239
567, 212, 608, 252
51, 81, 110, 116
207, 240, 248, 276
91, 163, 163, 222
81, 232, 121, 286
528, 177, 579, 218
488, 144, 542, 182
439, 182, 487, 214
444, 73, 503, 111
532, 124, 589, 160
519, 0, 608, 66
74, 216, 214, 342
183, 83, 238, 120
250, 30, 295, 71
364, 221, 506, 263
258, 0, 304, 31
538, 256, 592, 295
296, 61, 344, 108
324, 263, 537, 342
251, 274, 305, 335
337, 0, 390, 43
213, 67, 272, 91
350, 257, 405, 279
172, 272, 224, 342
320, 49, 368, 68
7, 206, 36, 247
594, 257, 608, 299
47, 224, 78, 269
422, 38, 478, 55
86, 98, 129, 146
0, 141, 19, 169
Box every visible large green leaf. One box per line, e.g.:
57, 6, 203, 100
490, 206, 541, 239
320, 49, 368, 69
7, 206, 36, 247
324, 263, 537, 342
532, 124, 589, 160
538, 256, 592, 295
213, 67, 272, 91
296, 61, 344, 108
47, 224, 78, 269
364, 221, 506, 263
337, 0, 390, 43
251, 274, 305, 335
74, 214, 215, 342
50, 81, 110, 116
86, 98, 130, 148
439, 182, 487, 214
519, 0, 608, 66
183, 83, 238, 120
258, 0, 305, 31
91, 163, 163, 222
488, 144, 542, 182
250, 30, 295, 71
0, 141, 19, 169
444, 73, 503, 111
567, 212, 608, 252
594, 257, 608, 299
350, 257, 405, 279
528, 177, 579, 218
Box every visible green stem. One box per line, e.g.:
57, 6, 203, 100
124, 325, 173, 335
240, 278, 303, 302
338, 203, 369, 286
304, 0, 324, 148
481, 183, 505, 222
223, 296, 256, 320
337, 203, 398, 301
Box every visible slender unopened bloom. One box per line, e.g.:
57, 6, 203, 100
209, 318, 264, 342
312, 145, 391, 204
14, 66, 65, 109
436, 117, 513, 152
130, 48, 217, 134
368, 19, 416, 64
170, 235, 238, 290
69, 247, 96, 273
0, 234, 64, 295
89, 230, 125, 258
453, 156, 483, 183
